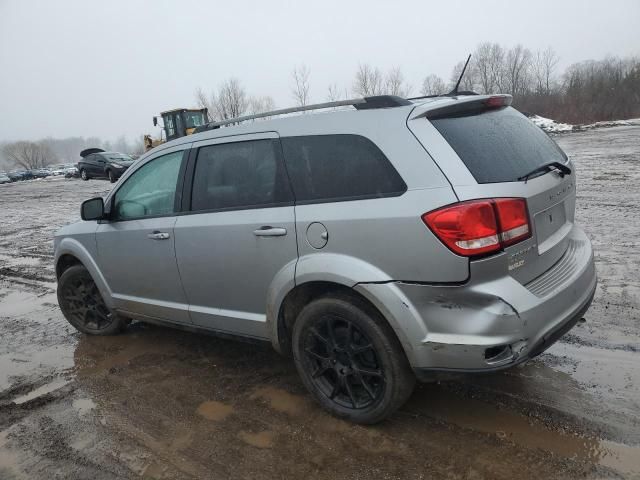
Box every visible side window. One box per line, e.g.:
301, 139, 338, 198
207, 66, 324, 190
165, 115, 175, 138
191, 139, 293, 212
280, 134, 406, 203
113, 150, 183, 220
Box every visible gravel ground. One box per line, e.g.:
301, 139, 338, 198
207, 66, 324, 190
0, 126, 639, 479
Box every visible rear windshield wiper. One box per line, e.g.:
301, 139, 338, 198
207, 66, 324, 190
518, 161, 572, 183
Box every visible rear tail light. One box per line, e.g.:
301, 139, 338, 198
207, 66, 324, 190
423, 198, 531, 257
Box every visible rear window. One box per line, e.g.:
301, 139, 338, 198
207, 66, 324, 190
281, 134, 406, 203
431, 106, 567, 184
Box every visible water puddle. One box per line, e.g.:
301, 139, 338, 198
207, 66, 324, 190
12, 379, 70, 404
409, 386, 640, 476
0, 346, 75, 391
0, 429, 25, 479
250, 386, 306, 416
0, 290, 42, 317
238, 431, 274, 449
196, 401, 233, 421
72, 398, 96, 415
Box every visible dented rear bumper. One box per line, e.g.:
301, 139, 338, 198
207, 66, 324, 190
355, 225, 596, 374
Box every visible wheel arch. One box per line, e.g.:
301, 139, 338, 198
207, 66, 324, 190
54, 238, 115, 309
272, 280, 415, 365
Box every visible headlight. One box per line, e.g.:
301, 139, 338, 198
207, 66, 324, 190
111, 163, 123, 168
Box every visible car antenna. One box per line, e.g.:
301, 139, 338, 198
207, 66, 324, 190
447, 54, 472, 96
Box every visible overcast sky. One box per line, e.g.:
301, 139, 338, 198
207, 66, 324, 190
1, 0, 639, 142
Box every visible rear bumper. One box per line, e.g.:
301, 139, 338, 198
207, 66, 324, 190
355, 225, 597, 373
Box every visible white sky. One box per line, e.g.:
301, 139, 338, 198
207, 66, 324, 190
1, 0, 639, 142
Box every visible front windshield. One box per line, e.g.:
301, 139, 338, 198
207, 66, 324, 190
106, 154, 133, 162
184, 111, 206, 128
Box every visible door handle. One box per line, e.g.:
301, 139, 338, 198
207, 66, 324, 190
253, 226, 287, 237
147, 231, 170, 240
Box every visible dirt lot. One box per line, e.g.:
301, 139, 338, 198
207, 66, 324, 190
1, 126, 639, 479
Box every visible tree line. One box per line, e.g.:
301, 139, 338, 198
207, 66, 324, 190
0, 135, 144, 171
196, 43, 639, 125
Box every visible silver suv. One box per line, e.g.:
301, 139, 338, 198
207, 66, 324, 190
54, 94, 596, 424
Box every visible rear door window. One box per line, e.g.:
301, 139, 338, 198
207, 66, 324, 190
191, 139, 293, 212
430, 106, 567, 184
280, 134, 406, 203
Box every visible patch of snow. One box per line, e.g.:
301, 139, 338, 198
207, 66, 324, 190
528, 115, 640, 135
529, 115, 574, 133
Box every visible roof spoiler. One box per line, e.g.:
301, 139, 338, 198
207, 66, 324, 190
79, 148, 105, 158
413, 95, 513, 120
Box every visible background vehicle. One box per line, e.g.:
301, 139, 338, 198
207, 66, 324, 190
64, 164, 79, 178
0, 173, 10, 184
143, 107, 208, 152
8, 170, 34, 181
55, 94, 596, 424
31, 168, 50, 178
78, 148, 135, 183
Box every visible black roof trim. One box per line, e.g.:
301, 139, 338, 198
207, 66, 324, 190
354, 95, 412, 110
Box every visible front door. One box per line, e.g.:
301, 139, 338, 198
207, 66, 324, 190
174, 133, 297, 338
96, 147, 191, 323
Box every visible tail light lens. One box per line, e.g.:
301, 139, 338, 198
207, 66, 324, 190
423, 198, 531, 257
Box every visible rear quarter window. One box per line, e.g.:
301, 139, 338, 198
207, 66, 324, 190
280, 134, 406, 203
431, 106, 567, 184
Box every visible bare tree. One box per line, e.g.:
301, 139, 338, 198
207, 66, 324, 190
3, 141, 57, 169
291, 65, 311, 107
195, 87, 215, 121
449, 58, 479, 92
504, 45, 533, 96
214, 78, 248, 121
532, 47, 559, 95
248, 95, 276, 119
326, 84, 343, 102
353, 63, 383, 96
420, 74, 446, 96
384, 67, 412, 97
474, 42, 505, 94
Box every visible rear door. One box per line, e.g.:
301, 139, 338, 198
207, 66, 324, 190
174, 133, 297, 338
409, 104, 575, 284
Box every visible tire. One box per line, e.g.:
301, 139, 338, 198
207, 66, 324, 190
57, 265, 127, 335
80, 169, 89, 181
292, 294, 415, 424
108, 170, 116, 183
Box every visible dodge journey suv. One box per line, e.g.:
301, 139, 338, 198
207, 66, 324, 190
54, 94, 596, 424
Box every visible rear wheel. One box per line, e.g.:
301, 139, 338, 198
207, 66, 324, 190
292, 295, 415, 424
80, 169, 89, 181
57, 265, 126, 335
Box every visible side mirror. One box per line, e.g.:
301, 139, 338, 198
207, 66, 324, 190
153, 116, 158, 127
81, 197, 105, 221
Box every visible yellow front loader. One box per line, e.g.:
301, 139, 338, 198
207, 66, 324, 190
144, 107, 208, 152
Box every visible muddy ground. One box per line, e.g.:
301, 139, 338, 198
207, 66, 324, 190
0, 126, 639, 479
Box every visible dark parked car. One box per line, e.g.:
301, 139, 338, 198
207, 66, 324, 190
8, 170, 34, 181
78, 148, 135, 183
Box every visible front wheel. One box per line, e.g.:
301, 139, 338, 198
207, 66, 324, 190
57, 265, 127, 335
292, 295, 415, 424
80, 169, 89, 181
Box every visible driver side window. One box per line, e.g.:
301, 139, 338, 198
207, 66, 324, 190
113, 151, 183, 220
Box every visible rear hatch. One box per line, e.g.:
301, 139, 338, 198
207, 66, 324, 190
408, 96, 575, 285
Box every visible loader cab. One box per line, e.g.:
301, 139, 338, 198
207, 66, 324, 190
154, 108, 208, 142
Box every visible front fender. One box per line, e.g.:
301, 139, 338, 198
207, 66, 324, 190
54, 236, 114, 309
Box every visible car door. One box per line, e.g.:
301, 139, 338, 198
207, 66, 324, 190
94, 154, 107, 177
174, 133, 297, 338
95, 145, 192, 324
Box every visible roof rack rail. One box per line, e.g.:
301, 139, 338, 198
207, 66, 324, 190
194, 95, 411, 132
